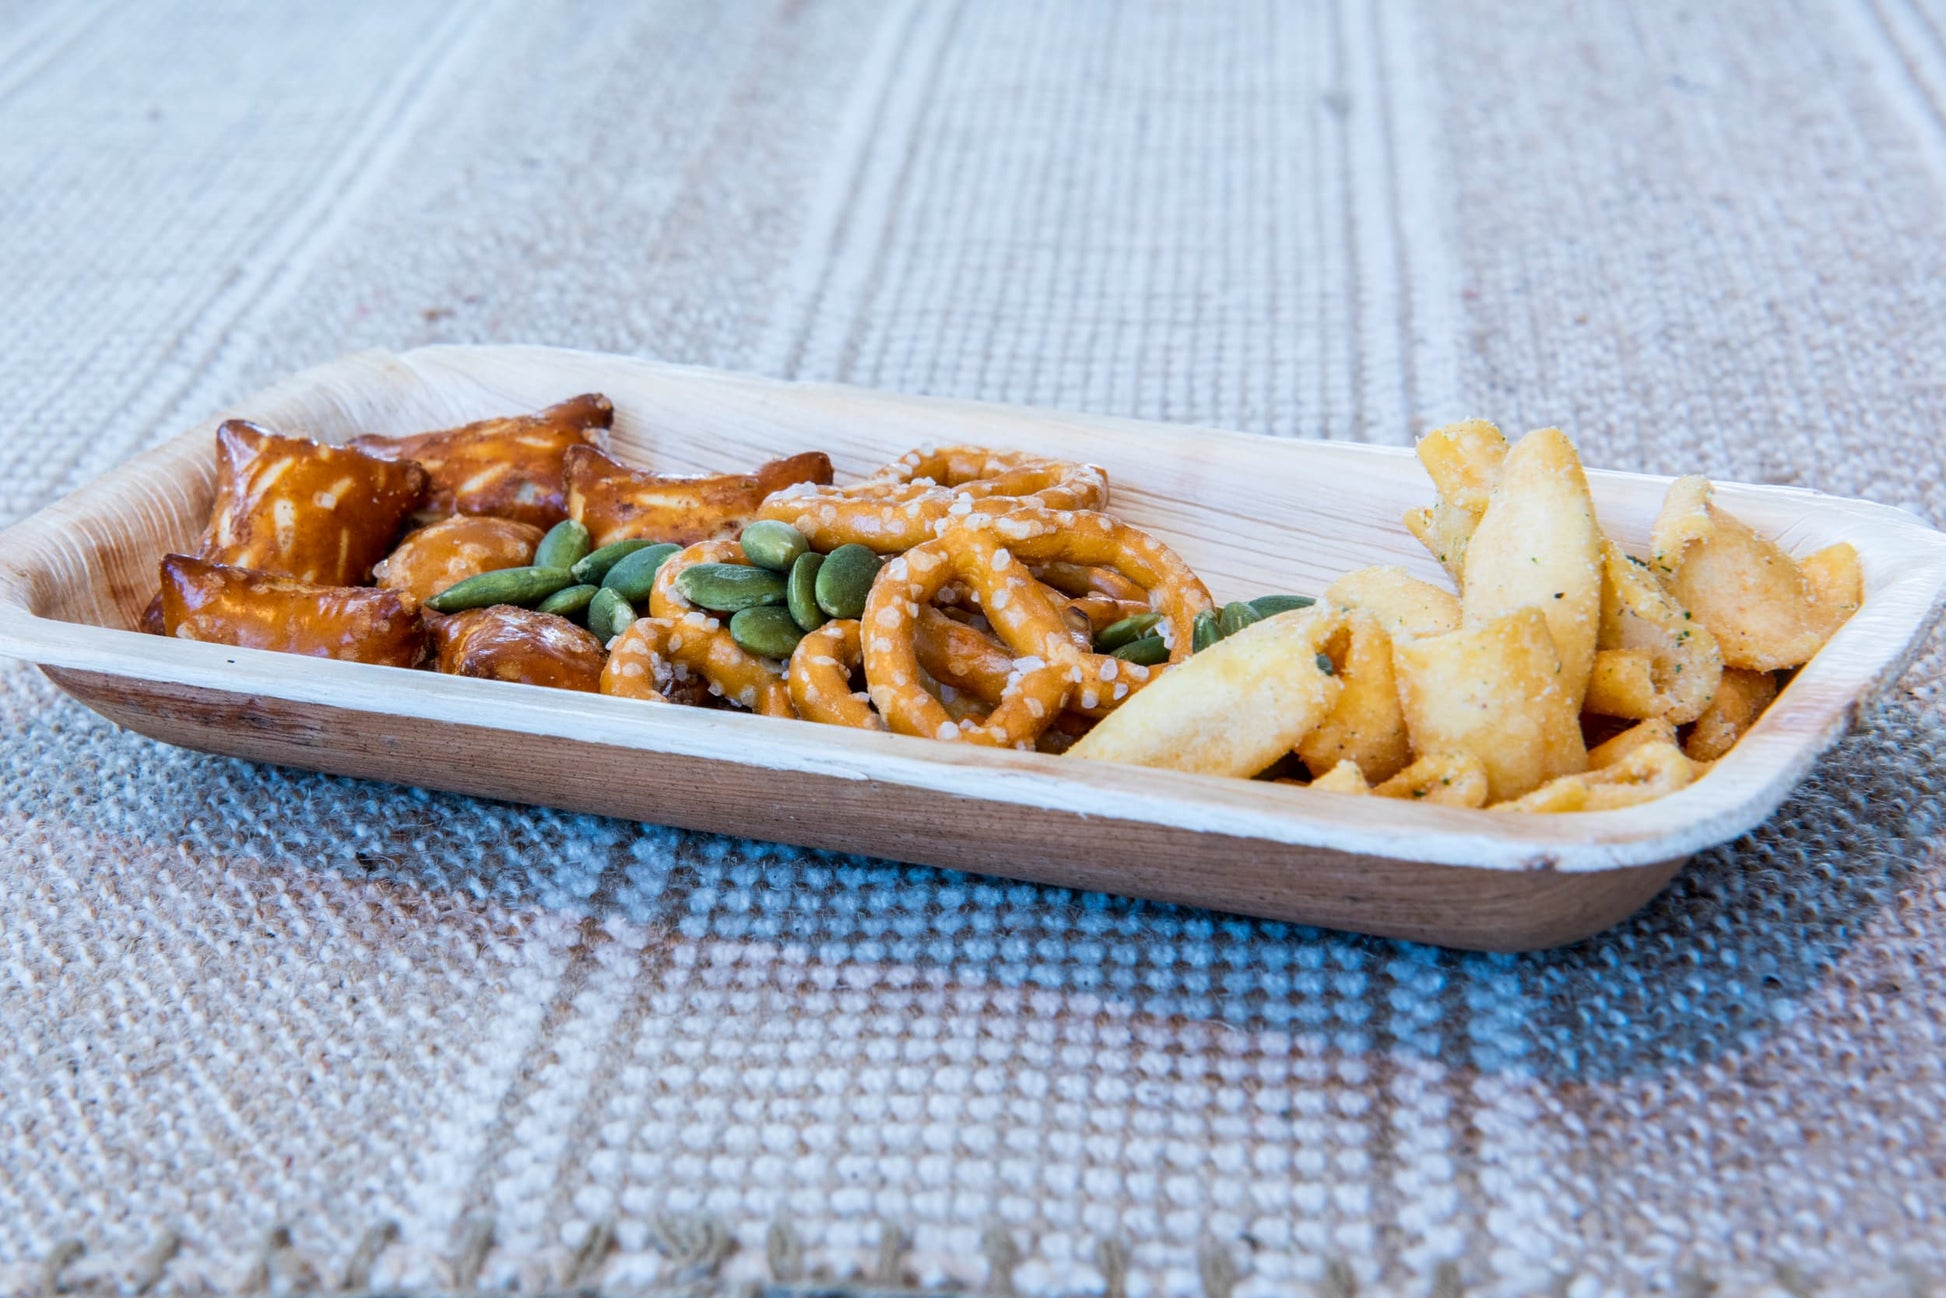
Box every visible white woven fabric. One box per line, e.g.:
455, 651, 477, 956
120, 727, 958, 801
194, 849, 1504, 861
3, 1, 1944, 1294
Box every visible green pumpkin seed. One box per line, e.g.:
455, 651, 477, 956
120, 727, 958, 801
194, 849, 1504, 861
1315, 652, 1336, 676
739, 520, 810, 572
1191, 609, 1222, 653
572, 538, 660, 585
1217, 601, 1262, 638
787, 551, 827, 632
1111, 634, 1170, 666
1249, 594, 1316, 617
676, 562, 789, 612
587, 587, 636, 642
1094, 611, 1163, 652
424, 565, 574, 614
729, 605, 806, 660
533, 518, 592, 571
600, 542, 681, 602
814, 543, 881, 619
535, 583, 599, 619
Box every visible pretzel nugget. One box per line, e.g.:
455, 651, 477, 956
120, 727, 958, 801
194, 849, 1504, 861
1392, 607, 1587, 804
1402, 419, 1509, 585
1591, 541, 1723, 723
201, 419, 429, 584
1491, 740, 1695, 813
373, 515, 545, 609
350, 393, 612, 528
1068, 607, 1345, 776
568, 446, 832, 547
1461, 427, 1603, 711
1683, 666, 1779, 762
1296, 611, 1410, 784
1651, 477, 1859, 670
431, 606, 605, 692
160, 555, 425, 667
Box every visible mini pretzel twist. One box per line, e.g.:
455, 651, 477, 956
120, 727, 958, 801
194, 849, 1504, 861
787, 620, 885, 730
757, 446, 1110, 554
647, 538, 739, 619
601, 615, 795, 716
598, 538, 795, 716
860, 506, 1212, 746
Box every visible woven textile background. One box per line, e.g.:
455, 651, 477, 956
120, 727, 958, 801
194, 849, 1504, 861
4, 1, 1945, 1294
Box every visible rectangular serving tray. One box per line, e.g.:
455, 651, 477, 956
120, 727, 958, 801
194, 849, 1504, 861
3, 345, 1943, 950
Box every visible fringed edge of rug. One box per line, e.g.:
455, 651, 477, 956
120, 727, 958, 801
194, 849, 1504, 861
2, 1216, 1937, 1298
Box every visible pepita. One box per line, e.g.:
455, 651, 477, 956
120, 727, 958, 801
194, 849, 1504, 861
1217, 600, 1262, 638
1094, 611, 1162, 651
601, 542, 681, 601
814, 543, 881, 619
588, 587, 636, 642
533, 519, 592, 571
739, 520, 810, 572
1249, 594, 1316, 617
535, 583, 599, 619
676, 562, 789, 612
787, 551, 828, 632
572, 538, 659, 585
729, 605, 806, 660
1111, 634, 1169, 666
424, 565, 574, 614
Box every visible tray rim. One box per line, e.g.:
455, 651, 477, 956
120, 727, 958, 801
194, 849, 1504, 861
1, 343, 1943, 877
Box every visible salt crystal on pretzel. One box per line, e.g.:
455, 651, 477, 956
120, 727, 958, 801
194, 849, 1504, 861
756, 446, 1110, 554
788, 619, 886, 730
602, 615, 794, 716
860, 506, 1210, 747
592, 537, 797, 716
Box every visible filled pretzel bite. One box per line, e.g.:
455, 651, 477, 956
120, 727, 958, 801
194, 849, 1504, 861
430, 606, 605, 691
199, 420, 429, 584
349, 394, 612, 529
567, 446, 832, 548
159, 555, 426, 667
757, 446, 1109, 554
373, 515, 545, 610
140, 424, 430, 635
